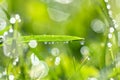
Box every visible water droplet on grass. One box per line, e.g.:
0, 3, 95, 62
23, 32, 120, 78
80, 46, 89, 57
9, 74, 14, 80
109, 27, 114, 33
51, 48, 60, 56
28, 40, 38, 48
10, 17, 16, 24
30, 61, 49, 79
55, 56, 61, 65
107, 42, 112, 48
47, 7, 70, 22
107, 4, 111, 10
31, 53, 40, 65
9, 28, 14, 33
91, 19, 105, 33
54, 0, 73, 4
108, 33, 112, 39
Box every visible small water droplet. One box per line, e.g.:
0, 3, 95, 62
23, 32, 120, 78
108, 33, 112, 39
28, 40, 38, 48
109, 27, 114, 33
55, 0, 73, 4
110, 78, 114, 80
80, 41, 85, 45
107, 4, 111, 10
107, 42, 112, 48
0, 18, 6, 31
3, 31, 8, 36
15, 14, 20, 20
9, 74, 14, 80
91, 19, 105, 33
80, 46, 89, 57
10, 17, 16, 24
31, 53, 40, 65
44, 42, 47, 45
9, 28, 14, 33
51, 48, 60, 56
55, 56, 61, 65
104, 0, 108, 3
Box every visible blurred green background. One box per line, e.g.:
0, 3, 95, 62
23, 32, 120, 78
0, 0, 120, 80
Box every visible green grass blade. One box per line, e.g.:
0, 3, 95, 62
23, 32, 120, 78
22, 35, 84, 42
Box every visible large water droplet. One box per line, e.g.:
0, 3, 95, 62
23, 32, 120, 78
91, 19, 105, 33
28, 40, 38, 48
31, 53, 40, 65
0, 18, 6, 31
51, 48, 60, 56
54, 0, 73, 4
30, 61, 49, 79
47, 7, 70, 22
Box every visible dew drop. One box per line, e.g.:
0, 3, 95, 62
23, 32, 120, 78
30, 61, 49, 79
88, 77, 97, 80
44, 42, 47, 45
9, 74, 14, 80
109, 27, 114, 33
54, 0, 73, 4
10, 17, 16, 24
28, 40, 38, 48
15, 14, 20, 20
91, 19, 105, 33
107, 42, 112, 48
107, 4, 111, 10
110, 78, 114, 80
47, 7, 70, 22
80, 46, 89, 57
0, 18, 6, 31
104, 0, 108, 3
55, 56, 61, 65
51, 48, 60, 56
108, 33, 112, 39
9, 28, 14, 33
31, 53, 40, 65
80, 41, 85, 45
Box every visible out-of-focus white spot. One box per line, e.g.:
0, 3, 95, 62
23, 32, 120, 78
10, 17, 16, 24
3, 31, 8, 36
55, 56, 61, 65
108, 10, 112, 17
15, 14, 20, 20
107, 4, 111, 9
0, 18, 6, 31
108, 33, 112, 39
9, 28, 14, 33
54, 0, 73, 4
9, 74, 14, 80
104, 0, 108, 3
80, 41, 85, 45
2, 70, 6, 75
28, 40, 37, 48
13, 57, 19, 66
107, 42, 112, 48
0, 73, 2, 78
30, 61, 49, 79
80, 46, 89, 56
51, 48, 60, 56
31, 53, 40, 65
91, 19, 105, 33
88, 77, 97, 80
47, 7, 70, 22
110, 78, 114, 80
109, 27, 114, 33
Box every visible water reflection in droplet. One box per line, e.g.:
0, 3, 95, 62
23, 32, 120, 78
0, 18, 6, 31
51, 48, 60, 56
91, 19, 105, 33
47, 7, 70, 22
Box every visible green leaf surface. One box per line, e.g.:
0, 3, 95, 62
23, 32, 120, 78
22, 35, 84, 42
